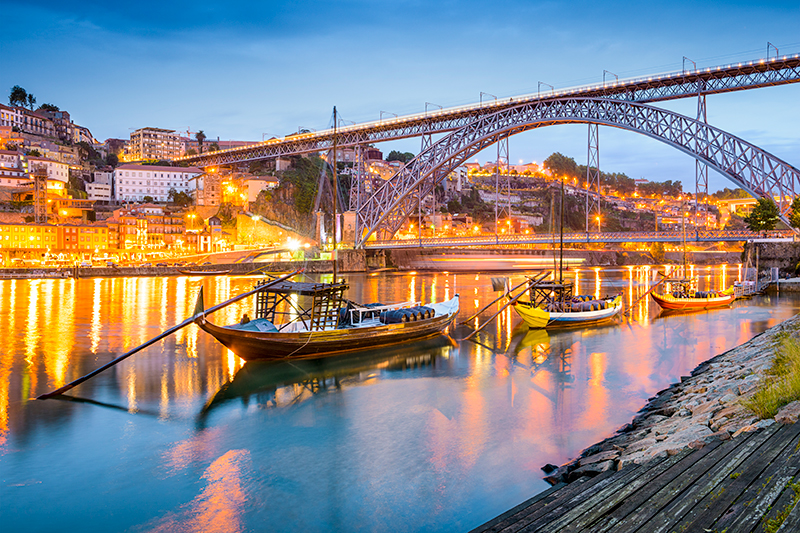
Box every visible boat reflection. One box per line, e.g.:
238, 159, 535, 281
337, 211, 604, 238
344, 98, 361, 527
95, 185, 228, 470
200, 335, 458, 419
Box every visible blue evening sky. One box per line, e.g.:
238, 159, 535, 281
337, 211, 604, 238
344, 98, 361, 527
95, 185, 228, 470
3, 0, 800, 191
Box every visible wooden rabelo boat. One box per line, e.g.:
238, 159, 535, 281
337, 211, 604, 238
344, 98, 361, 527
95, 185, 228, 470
512, 279, 623, 329
650, 278, 735, 311
195, 279, 459, 360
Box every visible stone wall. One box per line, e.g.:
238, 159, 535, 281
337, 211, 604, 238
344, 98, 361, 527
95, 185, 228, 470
745, 242, 800, 274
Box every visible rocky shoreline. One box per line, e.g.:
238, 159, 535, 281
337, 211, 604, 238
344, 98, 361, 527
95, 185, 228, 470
543, 313, 800, 485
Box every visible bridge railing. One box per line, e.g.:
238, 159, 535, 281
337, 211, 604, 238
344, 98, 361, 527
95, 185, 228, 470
364, 229, 794, 249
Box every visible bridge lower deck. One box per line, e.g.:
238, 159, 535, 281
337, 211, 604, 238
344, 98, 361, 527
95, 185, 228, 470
471, 421, 800, 533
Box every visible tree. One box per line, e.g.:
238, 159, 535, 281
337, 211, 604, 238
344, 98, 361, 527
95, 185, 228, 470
39, 103, 58, 112
4, 143, 18, 151
142, 195, 154, 203
167, 188, 193, 207
27, 149, 41, 157
743, 198, 780, 232
790, 197, 800, 229
106, 153, 119, 167
543, 152, 579, 179
208, 142, 220, 152
27, 93, 36, 110
195, 130, 206, 154
9, 85, 27, 107
185, 148, 197, 156
386, 150, 415, 163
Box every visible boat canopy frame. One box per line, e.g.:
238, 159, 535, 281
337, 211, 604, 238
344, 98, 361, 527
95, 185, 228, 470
254, 280, 348, 332
526, 280, 574, 308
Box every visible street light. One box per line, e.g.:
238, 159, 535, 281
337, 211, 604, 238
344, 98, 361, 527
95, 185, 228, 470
595, 215, 601, 233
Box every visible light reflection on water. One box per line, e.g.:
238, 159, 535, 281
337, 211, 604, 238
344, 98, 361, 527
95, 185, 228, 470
0, 267, 798, 532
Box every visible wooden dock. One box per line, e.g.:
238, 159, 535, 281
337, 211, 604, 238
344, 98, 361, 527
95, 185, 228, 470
471, 422, 800, 533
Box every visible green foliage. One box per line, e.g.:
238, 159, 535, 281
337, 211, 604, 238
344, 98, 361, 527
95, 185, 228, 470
208, 142, 220, 152
651, 242, 665, 263
636, 179, 682, 198
281, 156, 322, 214
195, 130, 206, 153
27, 149, 41, 157
9, 85, 27, 107
75, 141, 100, 163
4, 143, 18, 151
724, 213, 748, 230
106, 153, 119, 167
142, 195, 154, 203
141, 159, 172, 166
38, 103, 59, 112
790, 197, 800, 229
743, 336, 800, 419
27, 93, 36, 110
168, 188, 193, 207
544, 152, 579, 179
712, 187, 750, 200
386, 150, 415, 163
185, 148, 197, 156
743, 198, 780, 232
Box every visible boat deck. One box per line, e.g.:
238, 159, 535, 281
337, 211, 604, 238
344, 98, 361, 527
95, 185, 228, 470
471, 421, 800, 533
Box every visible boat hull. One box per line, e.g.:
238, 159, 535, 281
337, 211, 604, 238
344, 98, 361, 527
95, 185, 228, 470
195, 301, 458, 361
513, 296, 623, 329
650, 291, 734, 310
178, 269, 232, 276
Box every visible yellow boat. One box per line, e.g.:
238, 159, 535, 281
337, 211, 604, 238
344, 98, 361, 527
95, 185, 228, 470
513, 294, 623, 329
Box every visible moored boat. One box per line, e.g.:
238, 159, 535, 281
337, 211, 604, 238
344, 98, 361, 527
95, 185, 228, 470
510, 279, 623, 329
650, 280, 735, 310
194, 278, 459, 360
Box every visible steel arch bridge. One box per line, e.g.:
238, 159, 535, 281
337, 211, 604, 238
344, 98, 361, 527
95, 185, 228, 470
356, 97, 800, 247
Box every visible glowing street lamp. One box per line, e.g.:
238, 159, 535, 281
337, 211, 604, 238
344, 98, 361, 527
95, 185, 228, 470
595, 215, 601, 233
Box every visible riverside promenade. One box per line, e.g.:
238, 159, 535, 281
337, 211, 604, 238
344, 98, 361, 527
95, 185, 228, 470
472, 315, 800, 533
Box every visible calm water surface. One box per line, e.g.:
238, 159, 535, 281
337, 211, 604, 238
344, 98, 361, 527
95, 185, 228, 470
1, 266, 798, 532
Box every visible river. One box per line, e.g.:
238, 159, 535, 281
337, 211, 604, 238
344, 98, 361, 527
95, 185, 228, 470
1, 266, 797, 532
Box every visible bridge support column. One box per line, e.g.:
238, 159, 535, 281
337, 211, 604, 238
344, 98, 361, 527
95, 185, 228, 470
695, 88, 709, 234
586, 124, 600, 233
494, 133, 510, 243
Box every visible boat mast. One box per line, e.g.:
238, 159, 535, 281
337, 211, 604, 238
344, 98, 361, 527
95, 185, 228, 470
559, 175, 564, 284
332, 106, 338, 282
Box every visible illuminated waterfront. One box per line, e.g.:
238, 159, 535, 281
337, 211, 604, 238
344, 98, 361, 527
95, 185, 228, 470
1, 267, 798, 532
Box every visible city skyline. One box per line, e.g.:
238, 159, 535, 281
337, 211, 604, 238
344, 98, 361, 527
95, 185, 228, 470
4, 1, 800, 191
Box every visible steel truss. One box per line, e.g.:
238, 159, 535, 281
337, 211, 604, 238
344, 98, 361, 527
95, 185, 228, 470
179, 56, 800, 169
586, 124, 600, 232
356, 97, 800, 246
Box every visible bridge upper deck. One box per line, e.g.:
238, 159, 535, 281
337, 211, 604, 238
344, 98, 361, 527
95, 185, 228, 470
179, 55, 800, 167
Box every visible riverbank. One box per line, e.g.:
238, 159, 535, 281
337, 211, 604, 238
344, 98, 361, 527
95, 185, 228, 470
543, 312, 800, 485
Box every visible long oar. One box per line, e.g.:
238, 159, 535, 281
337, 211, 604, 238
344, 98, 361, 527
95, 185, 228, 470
38, 269, 301, 399
461, 274, 550, 341
460, 271, 550, 325
622, 271, 667, 317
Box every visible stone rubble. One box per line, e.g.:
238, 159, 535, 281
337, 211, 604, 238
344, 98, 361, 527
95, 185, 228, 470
543, 314, 800, 485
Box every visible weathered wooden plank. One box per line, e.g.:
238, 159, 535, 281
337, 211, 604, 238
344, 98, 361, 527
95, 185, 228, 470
755, 472, 800, 533
777, 498, 800, 531
671, 422, 800, 532
584, 441, 724, 533
474, 476, 596, 533
632, 424, 782, 533
467, 481, 566, 533
609, 424, 780, 533
534, 447, 698, 533
716, 425, 800, 533
497, 461, 652, 533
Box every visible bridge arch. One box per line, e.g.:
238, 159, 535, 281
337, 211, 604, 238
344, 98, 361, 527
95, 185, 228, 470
356, 98, 800, 247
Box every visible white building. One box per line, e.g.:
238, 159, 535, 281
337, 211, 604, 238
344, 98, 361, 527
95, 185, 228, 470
113, 163, 202, 202
24, 156, 70, 183
86, 182, 112, 201
0, 105, 23, 129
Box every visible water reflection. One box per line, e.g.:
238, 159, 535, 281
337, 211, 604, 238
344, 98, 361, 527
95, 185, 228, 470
1, 267, 799, 533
